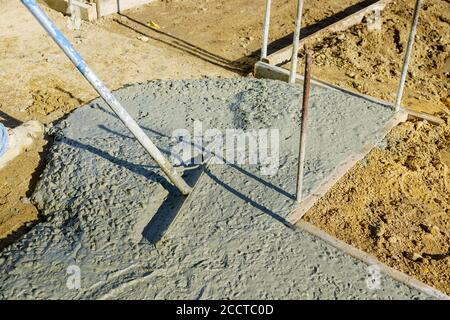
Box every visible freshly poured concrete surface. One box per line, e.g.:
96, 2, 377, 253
0, 79, 428, 299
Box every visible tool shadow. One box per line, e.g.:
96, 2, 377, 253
141, 164, 205, 244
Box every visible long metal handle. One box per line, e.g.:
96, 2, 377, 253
21, 0, 192, 195
261, 0, 272, 60
289, 0, 305, 83
394, 0, 422, 112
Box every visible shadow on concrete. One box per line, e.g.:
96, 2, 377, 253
142, 164, 204, 244
140, 143, 295, 245
95, 105, 295, 200
59, 135, 175, 191
204, 166, 294, 228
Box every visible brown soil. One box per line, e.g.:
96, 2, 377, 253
285, 0, 450, 114
303, 115, 450, 295
0, 137, 46, 248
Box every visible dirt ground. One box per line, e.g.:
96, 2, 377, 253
0, 0, 449, 295
293, 0, 450, 114
304, 115, 450, 295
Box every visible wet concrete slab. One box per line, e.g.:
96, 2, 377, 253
0, 78, 429, 299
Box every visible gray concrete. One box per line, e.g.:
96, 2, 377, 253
0, 79, 428, 299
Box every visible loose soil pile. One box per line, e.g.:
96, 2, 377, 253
295, 0, 450, 114
304, 114, 450, 295
0, 137, 46, 248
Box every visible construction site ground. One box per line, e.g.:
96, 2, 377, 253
0, 0, 449, 296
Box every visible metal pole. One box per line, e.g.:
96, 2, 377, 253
289, 0, 305, 83
21, 0, 192, 195
296, 50, 312, 202
261, 0, 272, 60
394, 0, 422, 112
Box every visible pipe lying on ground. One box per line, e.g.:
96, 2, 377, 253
21, 0, 192, 195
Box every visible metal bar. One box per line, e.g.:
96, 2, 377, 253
289, 0, 305, 83
296, 49, 312, 202
21, 0, 192, 195
0, 123, 8, 157
261, 0, 272, 60
394, 0, 422, 112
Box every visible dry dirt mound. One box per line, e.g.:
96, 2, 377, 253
304, 114, 450, 295
296, 0, 450, 114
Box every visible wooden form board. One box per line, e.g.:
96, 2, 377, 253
254, 61, 408, 225
297, 220, 450, 300
254, 61, 394, 106
96, 0, 154, 17
266, 0, 391, 66
45, 0, 97, 20
44, 0, 154, 20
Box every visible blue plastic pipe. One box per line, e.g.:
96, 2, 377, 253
21, 0, 192, 195
0, 123, 8, 157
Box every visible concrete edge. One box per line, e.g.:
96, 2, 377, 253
296, 220, 450, 300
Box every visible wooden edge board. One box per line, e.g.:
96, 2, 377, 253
254, 61, 394, 107
96, 0, 154, 18
296, 220, 450, 300
266, 0, 391, 66
255, 61, 446, 126
45, 0, 98, 21
403, 108, 445, 125
287, 110, 408, 225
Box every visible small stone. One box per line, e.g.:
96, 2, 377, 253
430, 225, 440, 235
405, 252, 423, 261
20, 196, 31, 204
137, 36, 149, 42
387, 236, 398, 244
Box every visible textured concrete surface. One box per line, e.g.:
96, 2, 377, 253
0, 79, 429, 299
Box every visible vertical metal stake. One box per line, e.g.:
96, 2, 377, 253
394, 0, 422, 112
296, 49, 312, 202
289, 0, 305, 83
261, 0, 272, 60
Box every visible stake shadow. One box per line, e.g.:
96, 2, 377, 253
204, 166, 294, 228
